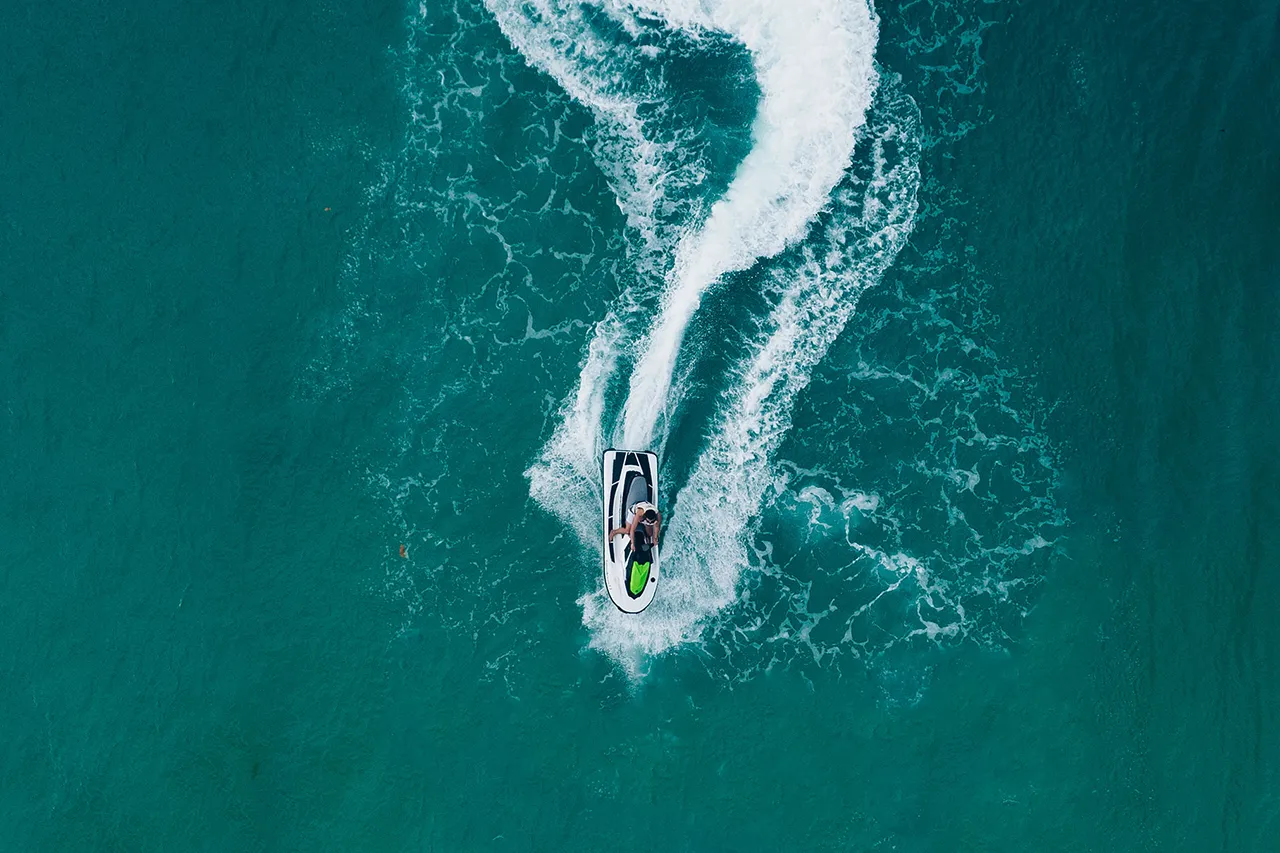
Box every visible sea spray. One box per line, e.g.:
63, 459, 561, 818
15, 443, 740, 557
502, 0, 902, 675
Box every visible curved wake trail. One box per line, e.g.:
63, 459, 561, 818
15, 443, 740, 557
619, 0, 879, 450
496, 0, 914, 674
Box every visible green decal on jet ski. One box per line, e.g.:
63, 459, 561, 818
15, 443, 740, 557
629, 561, 651, 596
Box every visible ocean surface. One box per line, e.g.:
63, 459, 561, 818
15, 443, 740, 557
3, 0, 1278, 849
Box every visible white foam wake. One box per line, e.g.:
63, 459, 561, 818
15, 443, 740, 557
495, 1, 916, 675
619, 0, 879, 450
585, 79, 922, 670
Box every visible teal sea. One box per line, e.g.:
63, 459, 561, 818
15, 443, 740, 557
3, 0, 1278, 848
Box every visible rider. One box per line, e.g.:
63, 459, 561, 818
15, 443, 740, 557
609, 502, 661, 559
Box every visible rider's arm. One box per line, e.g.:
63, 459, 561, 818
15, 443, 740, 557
608, 513, 637, 540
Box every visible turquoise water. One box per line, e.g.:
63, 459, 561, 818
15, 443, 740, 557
3, 0, 1278, 848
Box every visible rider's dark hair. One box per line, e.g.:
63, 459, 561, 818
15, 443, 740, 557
643, 509, 658, 522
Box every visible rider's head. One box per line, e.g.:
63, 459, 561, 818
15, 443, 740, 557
643, 509, 658, 523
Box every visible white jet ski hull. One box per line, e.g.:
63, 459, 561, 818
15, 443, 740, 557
602, 449, 659, 613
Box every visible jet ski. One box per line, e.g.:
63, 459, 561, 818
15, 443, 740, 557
602, 449, 660, 613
